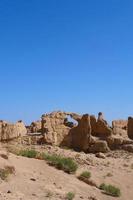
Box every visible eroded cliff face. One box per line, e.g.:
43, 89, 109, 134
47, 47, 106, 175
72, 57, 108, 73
40, 111, 133, 153
66, 114, 92, 151
40, 111, 113, 152
128, 117, 133, 139
27, 121, 42, 133
1, 110, 133, 154
0, 120, 27, 141
112, 120, 127, 130
41, 111, 79, 145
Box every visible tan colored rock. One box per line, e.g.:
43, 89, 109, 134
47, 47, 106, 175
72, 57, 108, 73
128, 117, 133, 140
0, 121, 7, 137
41, 111, 93, 152
18, 135, 43, 145
107, 135, 133, 149
88, 140, 110, 153
41, 111, 112, 153
122, 144, 133, 152
95, 119, 112, 137
94, 125, 112, 138
41, 111, 74, 145
113, 127, 127, 137
68, 114, 91, 151
29, 121, 42, 133
107, 136, 123, 149
112, 120, 127, 130
112, 120, 127, 138
90, 115, 97, 136
90, 113, 112, 138
112, 119, 127, 138
0, 121, 27, 141
95, 152, 106, 159
41, 111, 130, 153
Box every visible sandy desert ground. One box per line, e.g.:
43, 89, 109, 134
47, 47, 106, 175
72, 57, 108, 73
0, 144, 132, 200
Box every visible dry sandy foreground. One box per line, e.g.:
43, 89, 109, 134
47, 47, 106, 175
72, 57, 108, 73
0, 146, 133, 200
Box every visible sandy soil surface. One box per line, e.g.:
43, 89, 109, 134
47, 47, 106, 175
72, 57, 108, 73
0, 144, 133, 200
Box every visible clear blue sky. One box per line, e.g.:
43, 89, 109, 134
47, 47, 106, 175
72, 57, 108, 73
0, 0, 133, 124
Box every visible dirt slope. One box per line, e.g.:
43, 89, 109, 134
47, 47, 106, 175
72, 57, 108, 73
0, 146, 133, 200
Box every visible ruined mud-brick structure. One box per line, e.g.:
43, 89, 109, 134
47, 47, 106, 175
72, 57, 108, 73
0, 120, 27, 141
40, 111, 133, 153
1, 110, 133, 154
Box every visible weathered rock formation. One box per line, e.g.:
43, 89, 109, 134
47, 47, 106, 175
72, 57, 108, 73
90, 113, 112, 138
112, 119, 127, 137
41, 111, 111, 153
104, 118, 133, 150
21, 111, 133, 153
128, 117, 133, 140
112, 120, 127, 130
88, 140, 109, 153
41, 111, 78, 145
67, 114, 92, 151
113, 127, 127, 137
0, 120, 27, 141
28, 121, 42, 133
2, 110, 132, 154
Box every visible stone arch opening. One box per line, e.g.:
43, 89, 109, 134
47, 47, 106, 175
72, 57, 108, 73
64, 115, 78, 128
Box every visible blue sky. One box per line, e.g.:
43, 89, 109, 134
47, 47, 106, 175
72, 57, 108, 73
0, 0, 133, 124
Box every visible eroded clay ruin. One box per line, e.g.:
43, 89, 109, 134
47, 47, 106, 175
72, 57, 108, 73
1, 111, 133, 154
